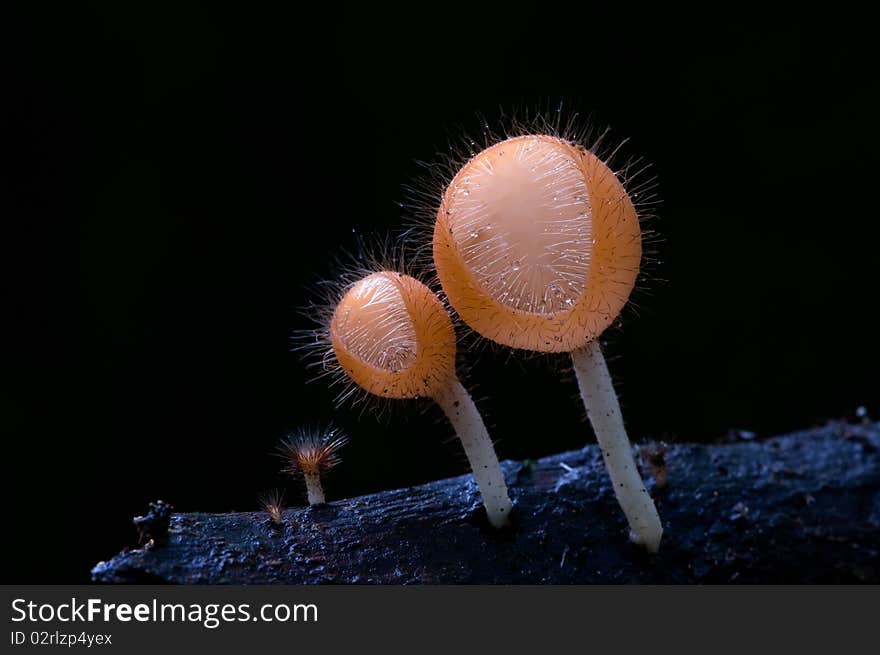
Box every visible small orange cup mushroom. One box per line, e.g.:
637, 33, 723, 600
330, 271, 513, 528
433, 134, 662, 551
278, 428, 347, 505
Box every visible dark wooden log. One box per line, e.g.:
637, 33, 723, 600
92, 422, 880, 583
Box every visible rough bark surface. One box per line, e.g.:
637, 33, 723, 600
92, 423, 880, 584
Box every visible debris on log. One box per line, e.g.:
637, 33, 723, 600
92, 423, 880, 583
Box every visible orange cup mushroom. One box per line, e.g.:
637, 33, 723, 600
278, 428, 347, 505
433, 134, 662, 551
330, 271, 513, 528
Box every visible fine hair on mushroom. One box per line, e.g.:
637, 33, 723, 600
423, 108, 664, 551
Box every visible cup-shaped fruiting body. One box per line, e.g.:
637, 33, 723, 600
278, 428, 347, 505
434, 134, 640, 353
330, 271, 456, 400
329, 271, 513, 528
433, 134, 661, 551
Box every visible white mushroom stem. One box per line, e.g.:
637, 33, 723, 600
434, 377, 513, 529
303, 472, 326, 506
571, 340, 663, 552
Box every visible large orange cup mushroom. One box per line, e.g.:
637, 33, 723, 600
330, 271, 513, 528
433, 134, 662, 551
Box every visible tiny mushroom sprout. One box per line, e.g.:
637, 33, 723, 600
328, 270, 513, 528
432, 133, 663, 551
278, 427, 347, 505
259, 489, 286, 526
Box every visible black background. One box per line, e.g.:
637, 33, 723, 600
4, 6, 877, 582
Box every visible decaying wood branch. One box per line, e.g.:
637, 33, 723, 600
92, 423, 880, 583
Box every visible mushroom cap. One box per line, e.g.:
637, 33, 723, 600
330, 271, 456, 399
278, 429, 347, 477
434, 135, 641, 353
